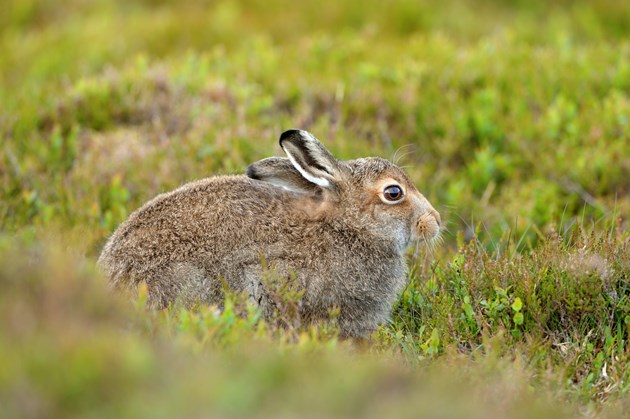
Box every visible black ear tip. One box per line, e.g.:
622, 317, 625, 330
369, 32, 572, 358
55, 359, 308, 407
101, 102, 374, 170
279, 129, 304, 146
245, 164, 259, 179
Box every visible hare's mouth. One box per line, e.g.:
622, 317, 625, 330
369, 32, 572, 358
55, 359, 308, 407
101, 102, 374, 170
412, 211, 443, 256
415, 210, 441, 243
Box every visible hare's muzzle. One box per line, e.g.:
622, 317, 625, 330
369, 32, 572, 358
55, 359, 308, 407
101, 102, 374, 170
416, 207, 441, 241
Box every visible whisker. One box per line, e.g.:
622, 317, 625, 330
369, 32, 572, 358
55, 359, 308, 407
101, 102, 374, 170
393, 149, 417, 165
413, 240, 421, 262
439, 224, 452, 237
392, 144, 416, 164
427, 232, 439, 257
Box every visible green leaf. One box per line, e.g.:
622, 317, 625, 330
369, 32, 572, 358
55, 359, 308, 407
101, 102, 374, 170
463, 303, 474, 318
511, 297, 523, 312
513, 312, 524, 326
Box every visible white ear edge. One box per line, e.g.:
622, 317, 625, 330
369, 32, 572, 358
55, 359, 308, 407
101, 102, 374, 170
298, 129, 317, 141
285, 151, 332, 188
265, 177, 309, 193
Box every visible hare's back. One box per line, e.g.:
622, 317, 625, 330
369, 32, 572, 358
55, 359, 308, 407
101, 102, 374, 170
100, 175, 301, 270
133, 175, 286, 222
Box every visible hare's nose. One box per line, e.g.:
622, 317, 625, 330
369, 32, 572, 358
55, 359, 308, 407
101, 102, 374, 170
429, 208, 441, 227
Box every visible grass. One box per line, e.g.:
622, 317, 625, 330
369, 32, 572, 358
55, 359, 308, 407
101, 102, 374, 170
1, 0, 629, 417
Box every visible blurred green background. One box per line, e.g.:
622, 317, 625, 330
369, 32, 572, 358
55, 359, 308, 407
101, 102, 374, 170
0, 0, 629, 417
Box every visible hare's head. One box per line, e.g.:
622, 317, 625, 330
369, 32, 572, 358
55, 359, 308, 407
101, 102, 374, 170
247, 130, 441, 251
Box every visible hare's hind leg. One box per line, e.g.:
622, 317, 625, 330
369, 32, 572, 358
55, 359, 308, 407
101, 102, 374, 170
336, 302, 391, 339
167, 262, 224, 308
243, 261, 302, 323
243, 266, 265, 306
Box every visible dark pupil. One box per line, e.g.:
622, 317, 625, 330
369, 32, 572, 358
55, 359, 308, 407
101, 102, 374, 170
385, 186, 402, 201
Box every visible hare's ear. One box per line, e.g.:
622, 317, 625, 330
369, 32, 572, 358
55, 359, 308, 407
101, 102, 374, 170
279, 130, 339, 189
246, 157, 320, 194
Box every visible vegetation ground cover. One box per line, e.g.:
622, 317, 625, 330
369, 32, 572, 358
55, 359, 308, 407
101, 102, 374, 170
1, 1, 629, 417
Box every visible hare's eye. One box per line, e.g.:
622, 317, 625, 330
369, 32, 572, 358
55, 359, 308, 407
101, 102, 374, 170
383, 185, 403, 202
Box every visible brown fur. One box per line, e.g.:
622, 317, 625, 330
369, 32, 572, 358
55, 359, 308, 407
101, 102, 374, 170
98, 130, 440, 337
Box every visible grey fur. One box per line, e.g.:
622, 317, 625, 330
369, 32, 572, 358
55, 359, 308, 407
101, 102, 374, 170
98, 130, 440, 337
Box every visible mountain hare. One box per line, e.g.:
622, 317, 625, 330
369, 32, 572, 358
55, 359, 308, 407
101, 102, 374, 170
98, 130, 441, 337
